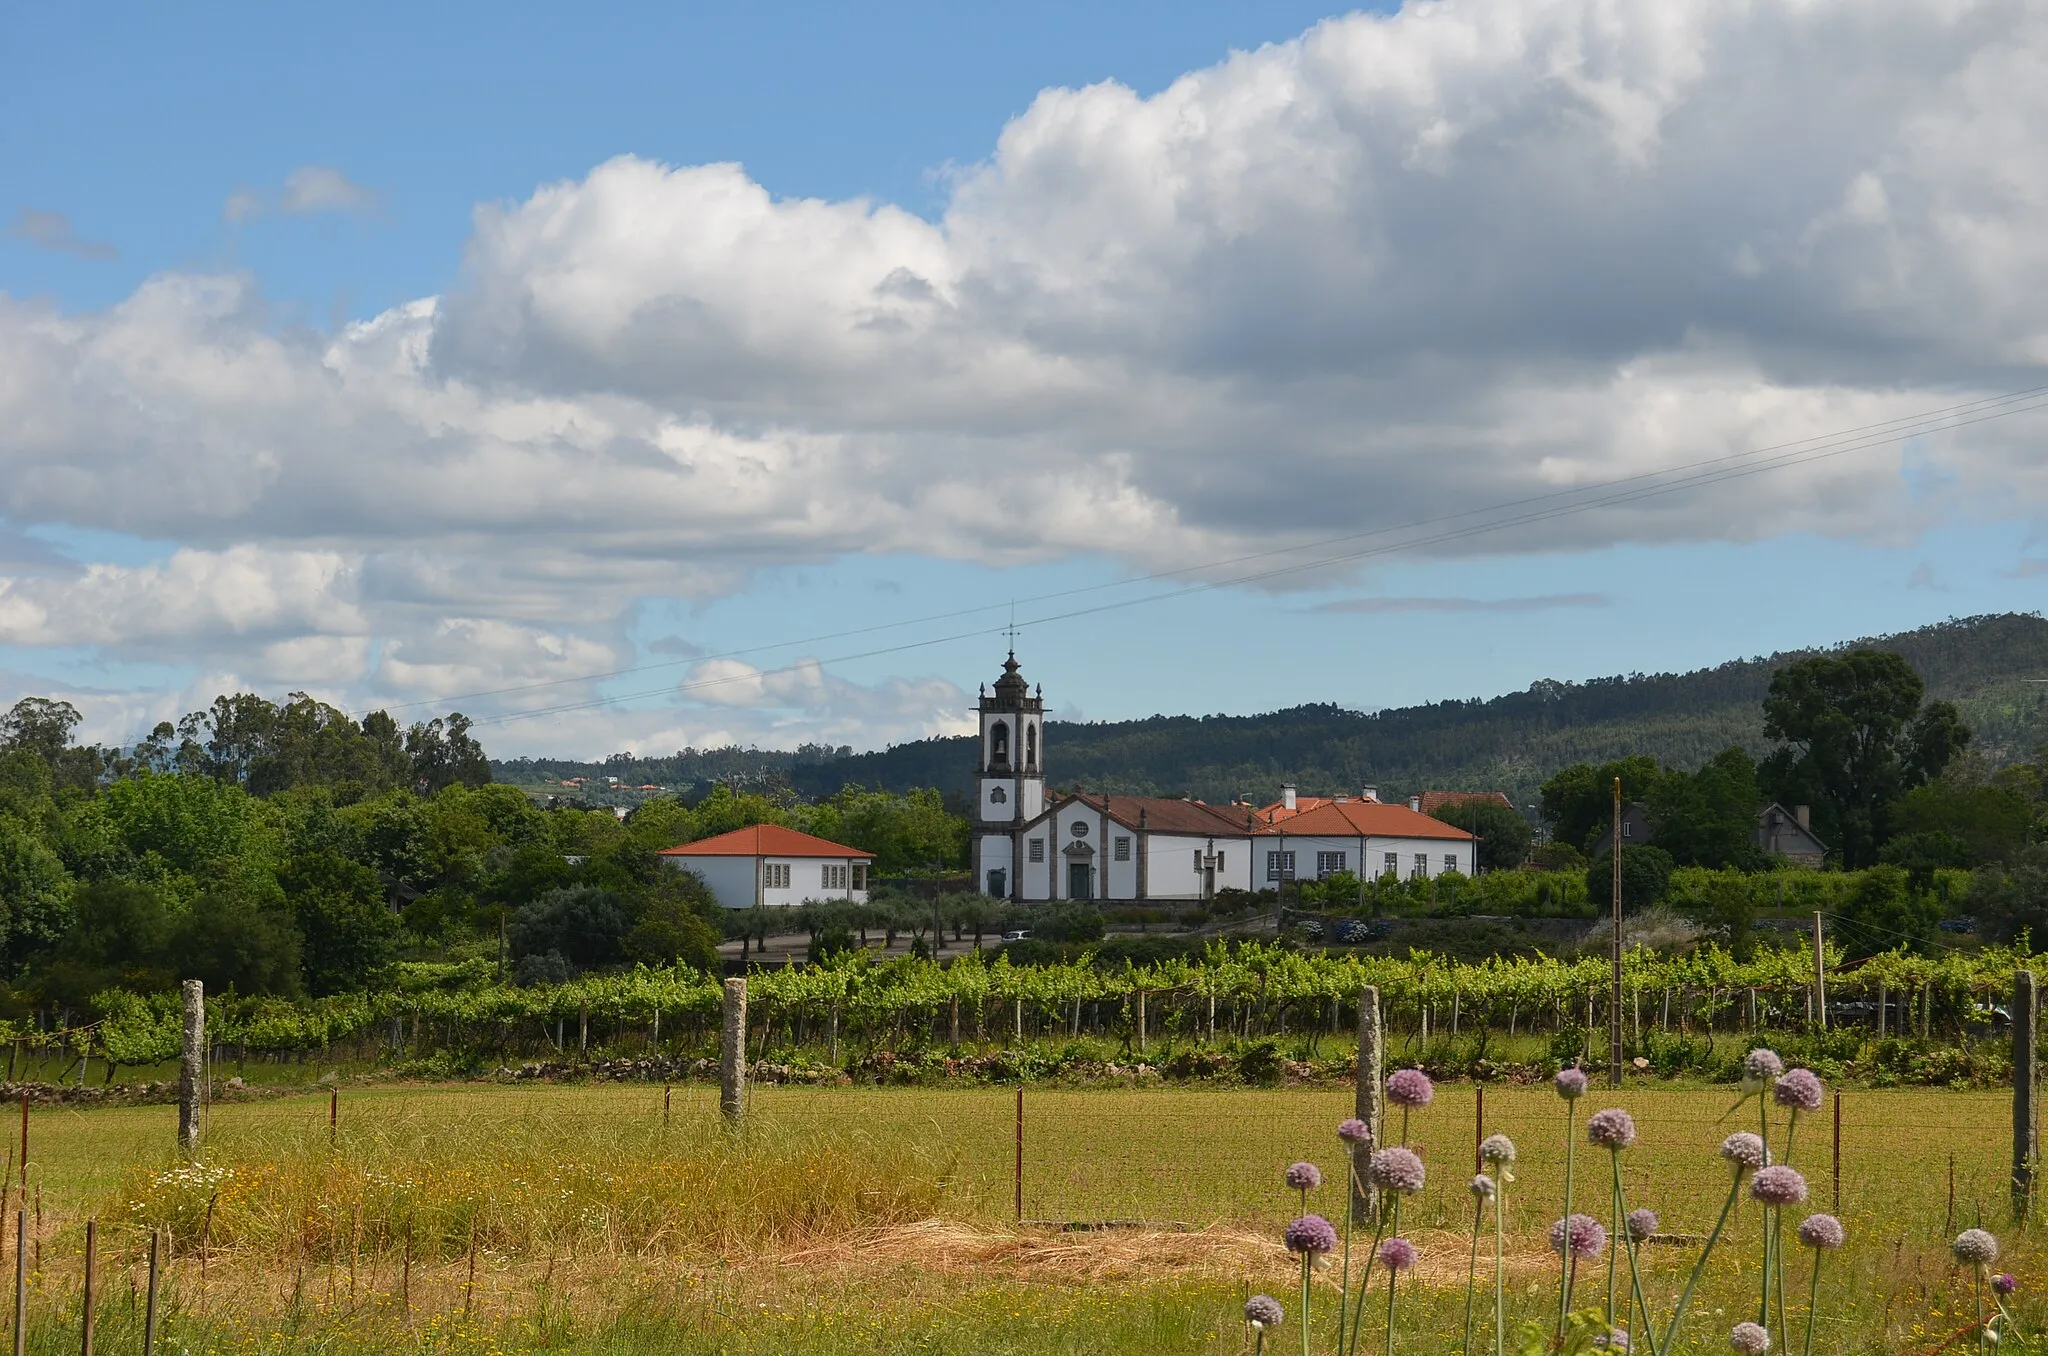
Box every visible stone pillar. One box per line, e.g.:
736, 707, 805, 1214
1353, 985, 1383, 1222
719, 978, 748, 1125
178, 980, 204, 1158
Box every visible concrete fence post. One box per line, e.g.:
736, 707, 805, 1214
1353, 984, 1383, 1223
719, 978, 748, 1125
177, 981, 204, 1158
2015, 969, 2038, 1221
1135, 990, 1147, 1056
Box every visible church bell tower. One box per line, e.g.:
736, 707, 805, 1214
974, 650, 1044, 899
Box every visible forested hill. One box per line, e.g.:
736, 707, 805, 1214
496, 613, 2048, 808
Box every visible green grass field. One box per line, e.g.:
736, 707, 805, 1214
2, 1081, 2034, 1353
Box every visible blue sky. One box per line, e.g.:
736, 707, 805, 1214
3, 1, 2045, 759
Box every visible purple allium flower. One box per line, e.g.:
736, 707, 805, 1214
1244, 1294, 1284, 1329
1993, 1273, 2019, 1297
1470, 1173, 1497, 1201
1368, 1146, 1426, 1194
1797, 1214, 1846, 1250
1720, 1132, 1766, 1173
1730, 1320, 1772, 1354
1284, 1213, 1338, 1255
1953, 1229, 2001, 1267
1378, 1237, 1418, 1272
1594, 1330, 1630, 1351
1478, 1133, 1517, 1165
1387, 1068, 1434, 1108
1626, 1208, 1659, 1243
1741, 1049, 1785, 1090
1285, 1161, 1323, 1191
1555, 1067, 1589, 1100
1548, 1213, 1607, 1260
1337, 1117, 1373, 1146
1773, 1069, 1824, 1113
1587, 1108, 1638, 1149
1751, 1166, 1808, 1206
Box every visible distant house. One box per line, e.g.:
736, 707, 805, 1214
1755, 803, 1828, 868
1594, 803, 1655, 855
659, 824, 873, 909
1416, 790, 1515, 817
1258, 797, 1479, 883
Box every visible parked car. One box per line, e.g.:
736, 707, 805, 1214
1937, 917, 1976, 934
1000, 929, 1031, 943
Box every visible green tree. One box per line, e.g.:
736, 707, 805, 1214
1972, 843, 2048, 944
44, 880, 172, 1003
1648, 747, 1768, 870
168, 881, 305, 996
279, 852, 398, 994
510, 886, 632, 971
1759, 650, 1969, 868
403, 713, 492, 794
0, 817, 72, 966
623, 886, 723, 971
1584, 845, 1674, 913
1428, 800, 1532, 872
0, 697, 81, 768
1539, 757, 1664, 855
1887, 780, 2034, 864
1834, 863, 1942, 957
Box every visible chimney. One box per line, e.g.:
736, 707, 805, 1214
1408, 794, 1422, 813
1281, 783, 1297, 812
1361, 785, 1379, 803
1795, 804, 1811, 831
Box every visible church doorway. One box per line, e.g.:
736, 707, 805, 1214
1067, 861, 1093, 900
987, 868, 1006, 897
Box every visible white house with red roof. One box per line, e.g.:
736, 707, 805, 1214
658, 824, 873, 910
1253, 797, 1477, 885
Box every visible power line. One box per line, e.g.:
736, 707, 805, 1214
438, 384, 2048, 729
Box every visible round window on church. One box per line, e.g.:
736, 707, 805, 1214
1071, 820, 1089, 837
989, 786, 1007, 803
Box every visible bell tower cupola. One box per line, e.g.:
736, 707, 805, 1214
973, 649, 1046, 899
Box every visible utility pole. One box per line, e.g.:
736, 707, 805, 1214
1609, 777, 1624, 1087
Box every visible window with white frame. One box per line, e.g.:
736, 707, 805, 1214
1114, 837, 1131, 861
764, 862, 791, 889
1384, 852, 1398, 876
1411, 853, 1427, 879
1266, 850, 1296, 881
1444, 855, 1458, 874
1316, 851, 1347, 878
1216, 851, 1226, 871
822, 864, 849, 890
852, 863, 868, 891
1028, 839, 1045, 862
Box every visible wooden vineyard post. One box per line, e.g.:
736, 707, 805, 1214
719, 978, 748, 1125
80, 1218, 94, 1356
1474, 1083, 1485, 1171
1832, 1091, 1842, 1213
1354, 985, 1383, 1223
9, 1210, 19, 1356
329, 1086, 338, 1149
142, 1230, 160, 1356
178, 981, 204, 1158
829, 1001, 842, 1064
1609, 776, 1624, 1087
2015, 969, 2039, 1222
1135, 990, 1147, 1057
1812, 913, 1827, 1031
1013, 1086, 1024, 1222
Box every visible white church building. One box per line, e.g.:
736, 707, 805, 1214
972, 652, 1476, 903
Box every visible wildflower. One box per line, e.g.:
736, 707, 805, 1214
1378, 1237, 1418, 1272
1797, 1214, 1845, 1250
1470, 1173, 1497, 1201
1587, 1108, 1637, 1149
1595, 1330, 1630, 1350
1387, 1068, 1434, 1108
1284, 1161, 1323, 1191
1626, 1207, 1659, 1243
1555, 1067, 1589, 1100
1773, 1069, 1824, 1112
1953, 1229, 2000, 1267
1549, 1213, 1607, 1259
1730, 1320, 1772, 1354
1993, 1273, 2018, 1296
1751, 1166, 1807, 1206
1284, 1214, 1338, 1255
1720, 1132, 1766, 1173
1741, 1049, 1784, 1092
1336, 1117, 1372, 1146
1243, 1295, 1284, 1329
1368, 1146, 1426, 1194
1478, 1133, 1517, 1165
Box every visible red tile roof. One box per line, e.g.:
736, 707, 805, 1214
1417, 790, 1514, 815
1255, 800, 1476, 840
1066, 793, 1259, 836
658, 824, 874, 859
1253, 796, 1337, 826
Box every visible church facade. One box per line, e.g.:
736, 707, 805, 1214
972, 652, 1476, 903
